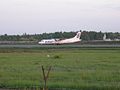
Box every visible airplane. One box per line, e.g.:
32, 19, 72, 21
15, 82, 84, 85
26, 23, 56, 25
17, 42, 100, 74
38, 32, 81, 45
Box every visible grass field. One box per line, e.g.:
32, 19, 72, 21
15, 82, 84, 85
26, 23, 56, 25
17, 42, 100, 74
0, 48, 120, 90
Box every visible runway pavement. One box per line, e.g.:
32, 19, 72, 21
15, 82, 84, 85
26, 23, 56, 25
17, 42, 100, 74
0, 44, 120, 48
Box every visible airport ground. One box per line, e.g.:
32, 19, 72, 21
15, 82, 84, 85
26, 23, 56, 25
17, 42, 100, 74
0, 40, 120, 45
0, 47, 120, 90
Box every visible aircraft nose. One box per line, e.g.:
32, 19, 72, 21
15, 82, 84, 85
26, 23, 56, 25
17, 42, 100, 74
38, 42, 41, 44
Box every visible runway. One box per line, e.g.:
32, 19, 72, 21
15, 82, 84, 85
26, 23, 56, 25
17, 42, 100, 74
0, 44, 120, 48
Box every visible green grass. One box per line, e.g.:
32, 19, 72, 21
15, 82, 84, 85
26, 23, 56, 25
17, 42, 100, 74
0, 48, 120, 90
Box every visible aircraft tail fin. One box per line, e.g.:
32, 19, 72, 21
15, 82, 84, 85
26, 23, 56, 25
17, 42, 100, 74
74, 32, 81, 39
103, 34, 106, 40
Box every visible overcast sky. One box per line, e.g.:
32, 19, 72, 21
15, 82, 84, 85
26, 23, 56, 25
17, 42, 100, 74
0, 0, 120, 35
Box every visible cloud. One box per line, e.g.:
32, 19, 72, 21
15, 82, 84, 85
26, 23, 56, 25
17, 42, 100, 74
0, 0, 120, 34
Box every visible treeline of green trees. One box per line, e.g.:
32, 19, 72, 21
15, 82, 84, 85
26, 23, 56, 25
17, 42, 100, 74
0, 31, 120, 41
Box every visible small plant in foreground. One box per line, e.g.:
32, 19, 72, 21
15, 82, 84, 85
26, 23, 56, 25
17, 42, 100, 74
53, 55, 60, 59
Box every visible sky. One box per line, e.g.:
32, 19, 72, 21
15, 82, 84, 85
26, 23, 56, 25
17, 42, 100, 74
0, 0, 120, 35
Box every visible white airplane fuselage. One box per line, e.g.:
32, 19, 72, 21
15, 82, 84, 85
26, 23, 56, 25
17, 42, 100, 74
38, 32, 81, 45
57, 37, 81, 44
38, 39, 56, 45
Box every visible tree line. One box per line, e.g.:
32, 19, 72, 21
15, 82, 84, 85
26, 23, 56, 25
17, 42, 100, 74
0, 31, 120, 41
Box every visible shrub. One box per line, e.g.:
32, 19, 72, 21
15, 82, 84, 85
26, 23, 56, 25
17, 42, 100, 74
53, 55, 60, 59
